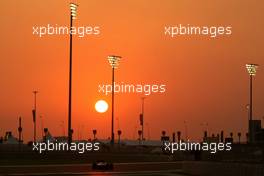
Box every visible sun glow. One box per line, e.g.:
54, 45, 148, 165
95, 100, 108, 113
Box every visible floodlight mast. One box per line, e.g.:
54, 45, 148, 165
70, 3, 78, 20
246, 63, 258, 143
68, 3, 78, 144
32, 91, 38, 143
108, 55, 121, 145
140, 97, 146, 141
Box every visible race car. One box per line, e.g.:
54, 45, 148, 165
92, 160, 114, 170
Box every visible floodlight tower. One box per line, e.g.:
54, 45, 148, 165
140, 97, 146, 141
246, 63, 259, 143
32, 91, 38, 143
108, 55, 121, 145
18, 117, 22, 144
68, 2, 78, 144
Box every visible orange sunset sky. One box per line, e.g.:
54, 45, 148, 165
0, 0, 264, 142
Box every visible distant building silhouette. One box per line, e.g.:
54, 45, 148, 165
252, 120, 264, 142
2, 132, 19, 144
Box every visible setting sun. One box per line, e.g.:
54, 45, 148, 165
95, 100, 108, 113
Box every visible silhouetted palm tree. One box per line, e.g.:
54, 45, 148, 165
44, 128, 48, 134
44, 128, 48, 142
177, 131, 181, 141
138, 130, 142, 140
246, 133, 249, 143
238, 132, 241, 144
162, 130, 166, 137
93, 129, 97, 140
230, 132, 233, 140
172, 132, 176, 142
118, 130, 122, 144
220, 131, 224, 142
